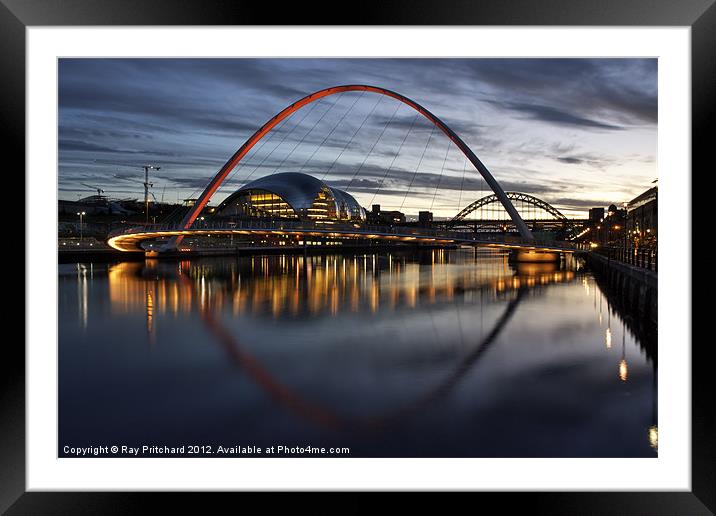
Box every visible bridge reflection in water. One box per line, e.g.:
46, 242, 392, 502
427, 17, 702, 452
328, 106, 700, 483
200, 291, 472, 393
106, 249, 574, 320
59, 248, 656, 457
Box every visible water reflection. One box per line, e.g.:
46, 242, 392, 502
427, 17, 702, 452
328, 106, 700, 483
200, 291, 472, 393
198, 281, 528, 432
59, 248, 657, 457
76, 263, 90, 329
586, 267, 658, 449
104, 251, 575, 322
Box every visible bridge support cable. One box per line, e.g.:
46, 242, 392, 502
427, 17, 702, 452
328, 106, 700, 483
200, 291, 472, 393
156, 120, 283, 224
158, 122, 289, 224
236, 104, 323, 189
275, 97, 342, 173
246, 98, 319, 182
160, 113, 303, 227
299, 91, 366, 175
175, 85, 534, 241
457, 158, 467, 213
430, 139, 452, 213
345, 100, 401, 192
369, 112, 420, 207
222, 99, 323, 196
210, 114, 290, 202
399, 123, 436, 212
320, 94, 384, 182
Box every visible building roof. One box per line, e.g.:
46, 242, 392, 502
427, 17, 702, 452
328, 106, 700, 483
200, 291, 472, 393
216, 172, 364, 218
627, 186, 657, 212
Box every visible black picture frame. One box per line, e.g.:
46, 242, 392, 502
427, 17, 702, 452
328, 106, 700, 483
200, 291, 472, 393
4, 0, 713, 512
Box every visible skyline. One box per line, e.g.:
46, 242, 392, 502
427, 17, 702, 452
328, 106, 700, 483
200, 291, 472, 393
58, 58, 657, 218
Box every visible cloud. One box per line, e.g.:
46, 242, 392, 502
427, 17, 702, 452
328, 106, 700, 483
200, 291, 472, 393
554, 153, 615, 169
57, 58, 658, 215
464, 58, 657, 126
59, 139, 125, 153
551, 197, 617, 210
486, 101, 623, 131
557, 157, 583, 165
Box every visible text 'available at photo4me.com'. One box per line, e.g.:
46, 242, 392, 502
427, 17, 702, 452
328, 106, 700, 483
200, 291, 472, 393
61, 444, 352, 457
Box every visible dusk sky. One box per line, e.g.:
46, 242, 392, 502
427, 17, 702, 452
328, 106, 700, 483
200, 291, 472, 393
58, 58, 657, 218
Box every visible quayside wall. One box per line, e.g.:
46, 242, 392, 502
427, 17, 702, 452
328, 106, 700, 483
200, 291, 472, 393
585, 252, 657, 328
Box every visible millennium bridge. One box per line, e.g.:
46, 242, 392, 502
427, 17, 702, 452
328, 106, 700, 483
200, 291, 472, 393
108, 219, 585, 254
106, 84, 592, 259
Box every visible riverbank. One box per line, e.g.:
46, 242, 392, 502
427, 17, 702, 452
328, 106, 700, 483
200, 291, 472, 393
585, 252, 657, 326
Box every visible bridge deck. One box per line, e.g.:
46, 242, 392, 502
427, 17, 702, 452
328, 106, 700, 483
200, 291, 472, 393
107, 221, 587, 253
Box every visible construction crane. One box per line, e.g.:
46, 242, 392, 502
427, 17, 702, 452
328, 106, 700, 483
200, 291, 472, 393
81, 183, 105, 197
141, 165, 160, 224
113, 165, 161, 223
113, 173, 148, 194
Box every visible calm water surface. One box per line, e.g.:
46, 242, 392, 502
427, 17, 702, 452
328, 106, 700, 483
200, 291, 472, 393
59, 248, 657, 457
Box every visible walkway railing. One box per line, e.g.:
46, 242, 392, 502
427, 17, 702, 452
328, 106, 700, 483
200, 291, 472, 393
58, 237, 109, 250
108, 220, 589, 252
594, 246, 657, 272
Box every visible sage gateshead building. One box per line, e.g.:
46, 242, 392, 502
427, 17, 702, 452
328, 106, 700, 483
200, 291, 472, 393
213, 172, 366, 225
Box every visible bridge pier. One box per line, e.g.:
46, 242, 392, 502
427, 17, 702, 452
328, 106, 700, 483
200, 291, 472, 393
509, 249, 561, 263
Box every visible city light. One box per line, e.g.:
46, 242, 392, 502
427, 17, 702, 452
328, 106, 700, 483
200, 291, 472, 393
76, 211, 86, 243
648, 425, 658, 450
56, 60, 659, 460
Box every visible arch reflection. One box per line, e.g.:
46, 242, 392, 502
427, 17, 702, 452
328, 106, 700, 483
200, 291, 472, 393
102, 249, 584, 432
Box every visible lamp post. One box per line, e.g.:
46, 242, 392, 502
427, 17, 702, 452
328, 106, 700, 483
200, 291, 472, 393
142, 165, 160, 224
76, 211, 86, 244
622, 202, 628, 260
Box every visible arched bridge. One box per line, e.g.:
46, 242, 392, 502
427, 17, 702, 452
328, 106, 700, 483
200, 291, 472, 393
168, 84, 534, 246
107, 219, 583, 254
453, 192, 568, 222
107, 84, 591, 254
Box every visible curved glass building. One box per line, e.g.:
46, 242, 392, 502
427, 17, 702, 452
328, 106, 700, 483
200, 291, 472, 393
214, 172, 366, 224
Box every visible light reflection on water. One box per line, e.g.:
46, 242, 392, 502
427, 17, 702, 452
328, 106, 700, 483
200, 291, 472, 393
59, 248, 657, 457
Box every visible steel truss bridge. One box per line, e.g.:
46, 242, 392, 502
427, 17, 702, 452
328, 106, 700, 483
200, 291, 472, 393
107, 84, 590, 254
433, 192, 589, 233
439, 218, 588, 232
454, 192, 569, 222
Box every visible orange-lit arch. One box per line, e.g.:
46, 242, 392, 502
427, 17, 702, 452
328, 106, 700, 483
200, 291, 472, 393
177, 85, 534, 242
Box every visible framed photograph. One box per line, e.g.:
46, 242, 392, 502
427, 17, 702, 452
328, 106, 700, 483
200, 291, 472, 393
6, 0, 713, 511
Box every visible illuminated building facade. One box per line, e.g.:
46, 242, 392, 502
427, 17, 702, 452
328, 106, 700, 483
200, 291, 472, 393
214, 172, 366, 224
626, 186, 657, 249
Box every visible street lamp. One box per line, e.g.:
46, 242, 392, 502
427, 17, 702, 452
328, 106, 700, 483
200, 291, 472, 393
76, 211, 86, 243
142, 165, 161, 224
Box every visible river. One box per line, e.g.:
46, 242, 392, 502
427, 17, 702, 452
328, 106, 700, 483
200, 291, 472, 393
58, 248, 657, 457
